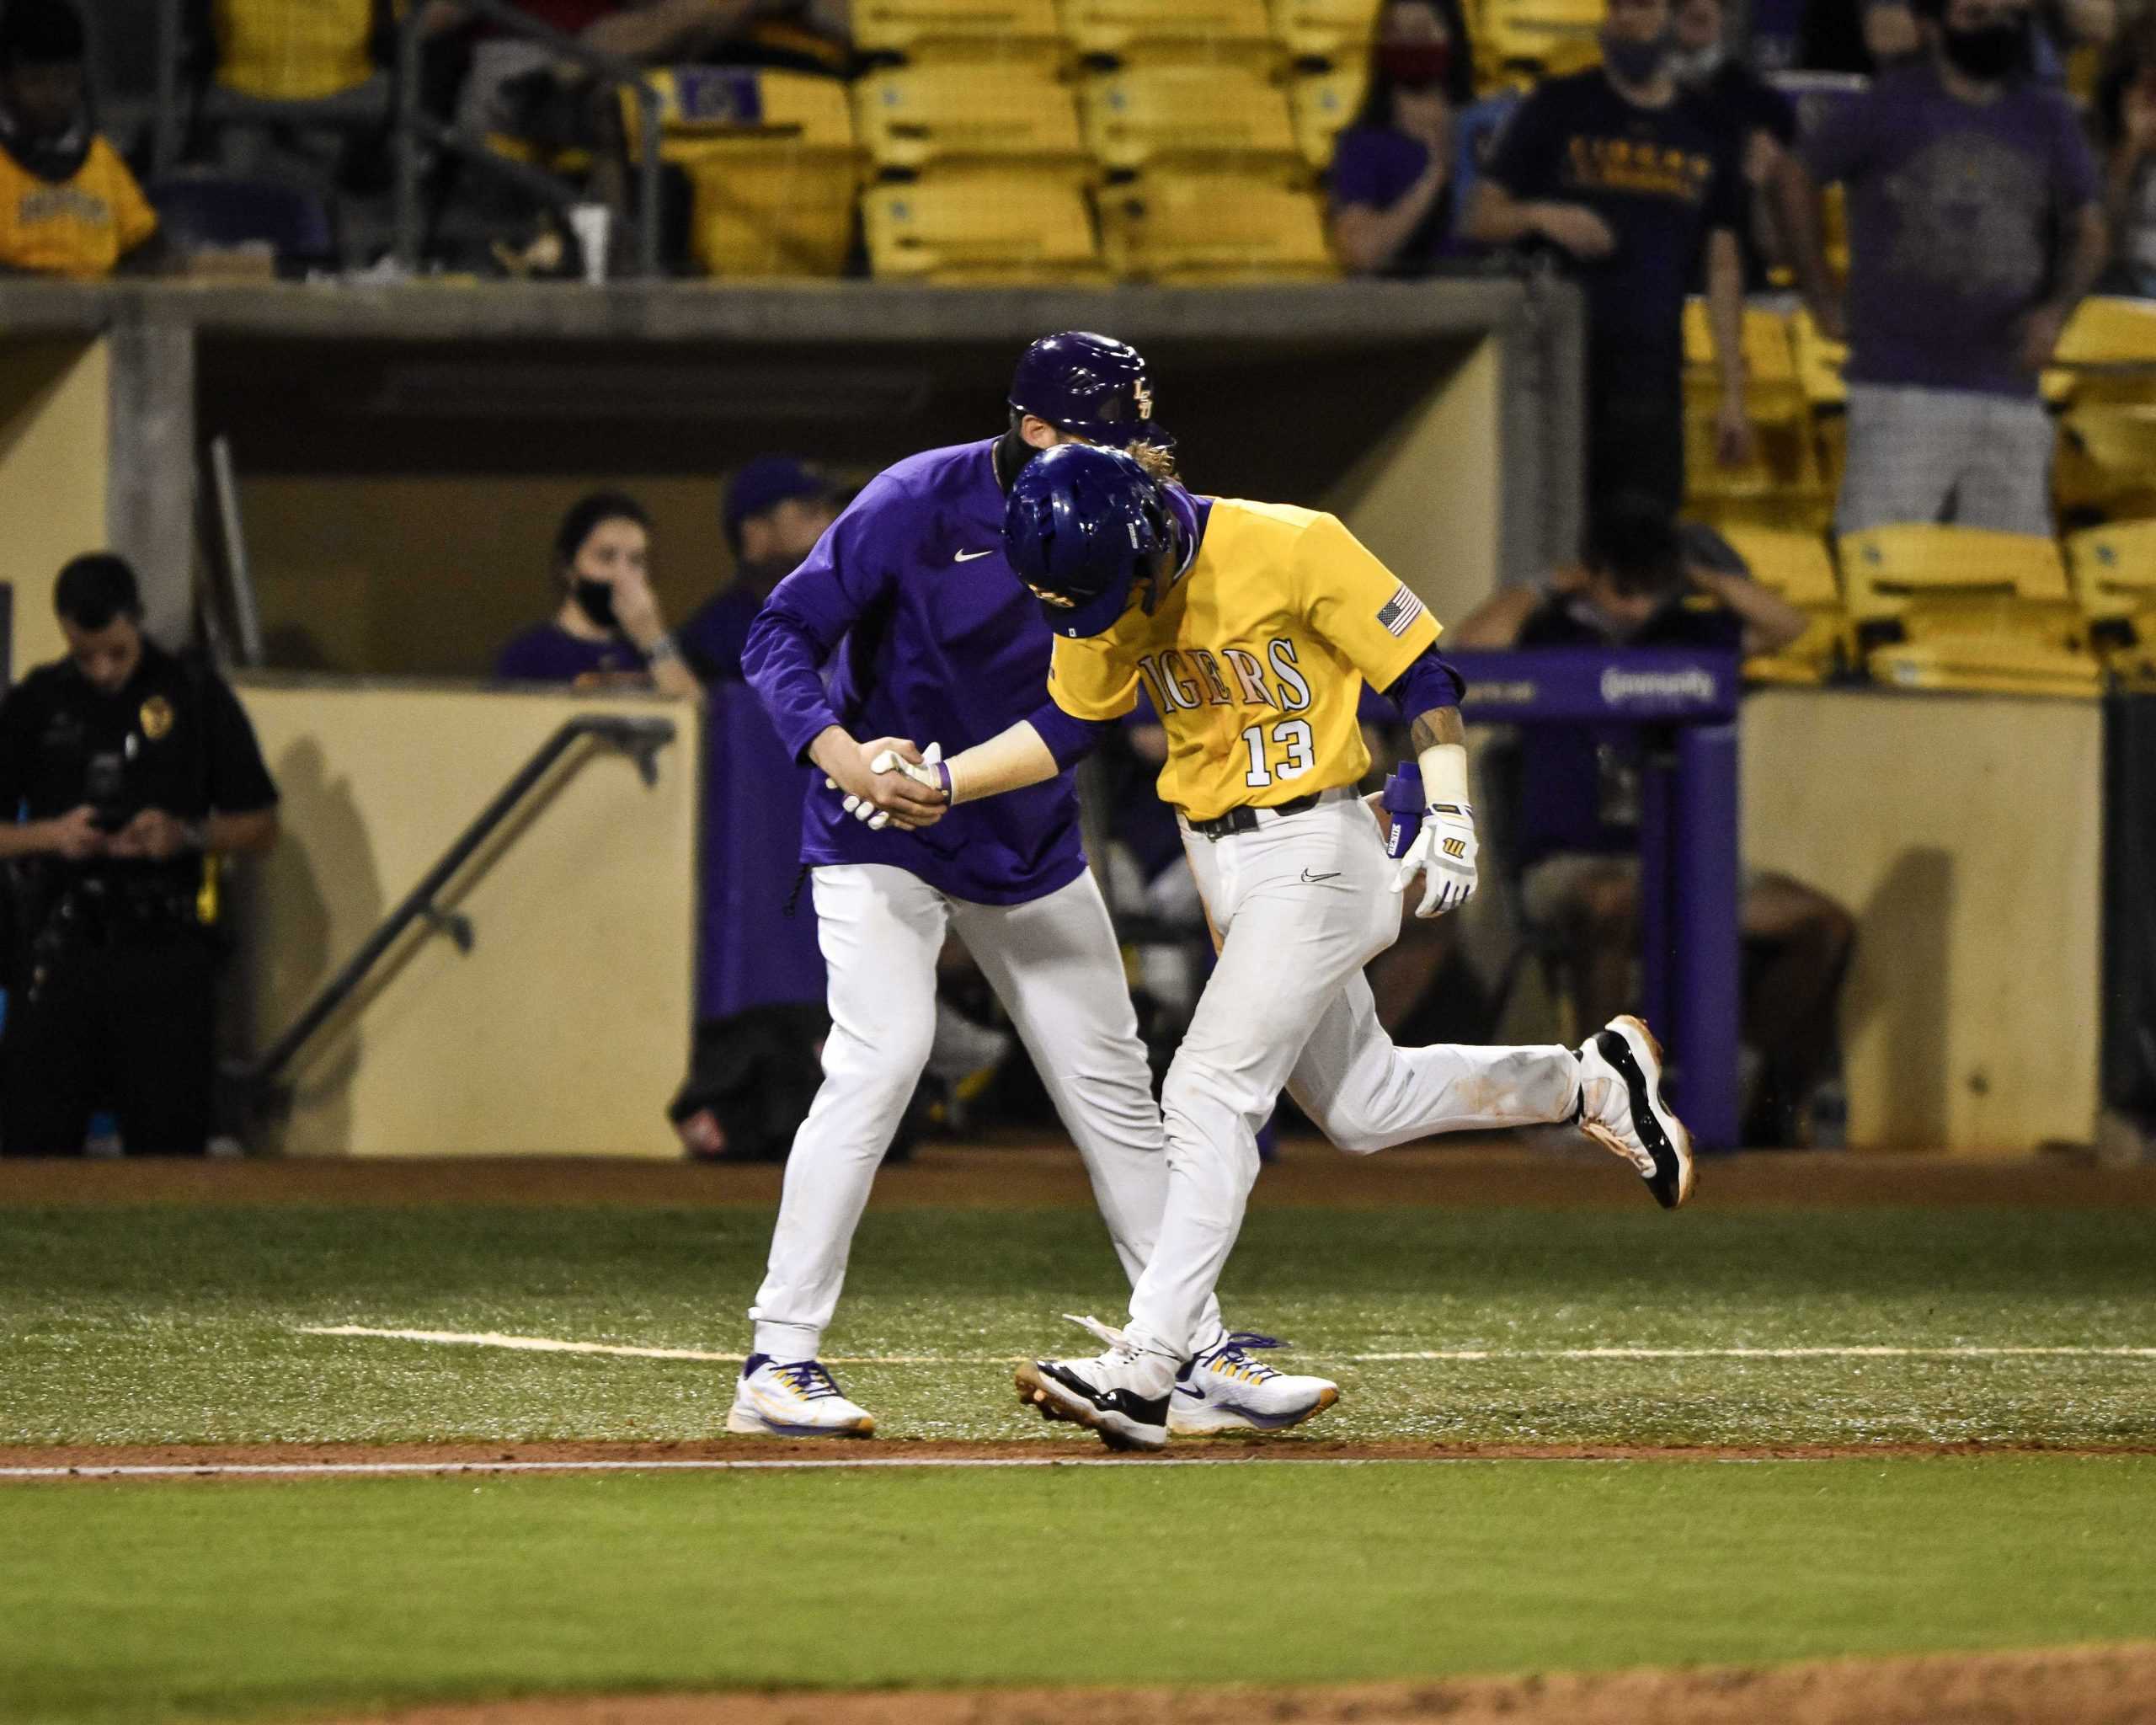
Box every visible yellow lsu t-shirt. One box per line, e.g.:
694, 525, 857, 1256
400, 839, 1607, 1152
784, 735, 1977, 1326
0, 139, 157, 280
1048, 497, 1441, 824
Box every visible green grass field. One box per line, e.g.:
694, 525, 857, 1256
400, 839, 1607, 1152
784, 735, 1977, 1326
7, 1459, 2155, 1725
3, 1203, 2153, 1447
4, 1188, 2154, 1725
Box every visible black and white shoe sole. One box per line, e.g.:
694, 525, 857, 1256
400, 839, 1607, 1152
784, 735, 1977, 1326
1014, 1361, 1169, 1452
1586, 1015, 1695, 1210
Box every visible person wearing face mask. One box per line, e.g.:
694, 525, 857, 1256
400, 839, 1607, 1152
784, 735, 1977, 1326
1466, 0, 1753, 517
0, 0, 160, 280
494, 491, 702, 697
1670, 0, 1808, 291
1328, 0, 1478, 277
677, 457, 841, 686
1790, 0, 2106, 536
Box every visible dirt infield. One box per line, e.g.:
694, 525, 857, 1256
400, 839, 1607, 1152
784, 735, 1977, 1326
328, 1646, 2156, 1725
5, 1140, 2153, 1210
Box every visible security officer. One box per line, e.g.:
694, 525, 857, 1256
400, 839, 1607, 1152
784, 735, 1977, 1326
0, 554, 279, 1156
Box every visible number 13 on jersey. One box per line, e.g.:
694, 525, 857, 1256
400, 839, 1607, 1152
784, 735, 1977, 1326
1241, 718, 1316, 788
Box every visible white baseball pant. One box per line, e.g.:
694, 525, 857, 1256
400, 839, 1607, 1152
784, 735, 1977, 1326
1123, 791, 1584, 1362
750, 862, 1225, 1362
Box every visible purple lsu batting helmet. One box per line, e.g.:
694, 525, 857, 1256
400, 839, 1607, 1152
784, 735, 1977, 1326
1008, 331, 1173, 450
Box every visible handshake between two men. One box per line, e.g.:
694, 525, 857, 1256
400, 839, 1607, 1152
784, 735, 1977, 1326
812, 732, 951, 832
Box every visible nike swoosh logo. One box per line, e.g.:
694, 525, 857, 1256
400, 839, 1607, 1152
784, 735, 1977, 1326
953, 550, 994, 563
1302, 869, 1342, 884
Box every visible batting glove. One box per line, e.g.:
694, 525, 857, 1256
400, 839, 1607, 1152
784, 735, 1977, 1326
828, 742, 943, 830
1391, 802, 1479, 918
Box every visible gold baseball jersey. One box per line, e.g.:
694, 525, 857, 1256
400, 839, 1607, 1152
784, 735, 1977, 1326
1047, 498, 1441, 823
0, 139, 157, 280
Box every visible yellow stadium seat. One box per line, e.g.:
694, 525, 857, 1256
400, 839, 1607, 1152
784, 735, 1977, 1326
1290, 67, 1368, 171
862, 172, 1109, 282
1269, 0, 1384, 61
2066, 521, 2156, 678
1818, 182, 1848, 280
855, 66, 1089, 174
1060, 0, 1281, 65
2056, 401, 2156, 515
1473, 0, 1605, 82
1097, 171, 1335, 282
1838, 525, 2100, 696
624, 72, 862, 277
213, 0, 376, 102
1790, 307, 1847, 409
1683, 299, 1801, 423
1081, 64, 1304, 177
1714, 523, 1845, 685
852, 0, 1068, 65
2054, 296, 2156, 367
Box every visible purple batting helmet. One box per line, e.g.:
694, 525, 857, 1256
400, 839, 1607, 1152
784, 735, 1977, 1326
1007, 331, 1172, 450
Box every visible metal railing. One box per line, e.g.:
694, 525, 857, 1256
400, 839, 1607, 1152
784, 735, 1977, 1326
228, 713, 675, 1104
148, 0, 664, 277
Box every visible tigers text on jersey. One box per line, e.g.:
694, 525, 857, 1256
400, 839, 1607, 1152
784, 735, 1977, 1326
1047, 496, 1440, 823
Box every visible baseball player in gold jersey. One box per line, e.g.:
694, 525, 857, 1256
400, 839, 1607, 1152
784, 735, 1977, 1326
874, 445, 1694, 1450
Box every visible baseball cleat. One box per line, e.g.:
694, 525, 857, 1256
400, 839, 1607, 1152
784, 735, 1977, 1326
1576, 1015, 1695, 1210
726, 1354, 875, 1437
1013, 1314, 1176, 1452
1169, 1332, 1340, 1436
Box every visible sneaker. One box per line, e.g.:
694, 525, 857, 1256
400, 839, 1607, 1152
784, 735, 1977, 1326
1169, 1332, 1340, 1436
1013, 1315, 1177, 1452
725, 1354, 875, 1438
1577, 1015, 1695, 1210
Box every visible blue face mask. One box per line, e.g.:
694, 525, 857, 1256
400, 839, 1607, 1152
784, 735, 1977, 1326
1602, 26, 1673, 83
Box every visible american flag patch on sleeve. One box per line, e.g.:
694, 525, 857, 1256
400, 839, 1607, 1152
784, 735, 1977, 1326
1377, 584, 1427, 638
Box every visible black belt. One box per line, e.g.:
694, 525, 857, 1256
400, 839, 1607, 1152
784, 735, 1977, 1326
1183, 791, 1326, 841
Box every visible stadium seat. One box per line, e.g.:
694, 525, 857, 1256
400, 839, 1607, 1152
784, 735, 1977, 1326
1684, 300, 1802, 423
852, 0, 1069, 66
1060, 0, 1281, 66
1838, 525, 2101, 696
2065, 521, 2156, 676
212, 0, 376, 102
862, 172, 1109, 282
1289, 67, 1368, 171
625, 71, 862, 277
2057, 403, 2156, 521
1470, 0, 1605, 86
1790, 307, 1847, 410
1268, 0, 1384, 62
855, 66, 1090, 174
1097, 171, 1334, 281
2053, 296, 2156, 368
1713, 523, 1846, 685
1081, 64, 1305, 177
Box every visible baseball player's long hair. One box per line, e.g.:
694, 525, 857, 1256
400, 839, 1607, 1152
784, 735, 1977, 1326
1128, 441, 1179, 487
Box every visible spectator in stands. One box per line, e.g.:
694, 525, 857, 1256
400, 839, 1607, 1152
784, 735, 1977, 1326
1450, 495, 1853, 1146
1792, 0, 2107, 533
2098, 15, 2156, 295
495, 491, 702, 697
1467, 0, 1754, 515
1673, 0, 1811, 290
1329, 0, 1478, 276
679, 457, 840, 685
0, 0, 159, 279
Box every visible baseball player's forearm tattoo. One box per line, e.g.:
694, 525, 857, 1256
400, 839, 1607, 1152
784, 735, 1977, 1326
1408, 707, 1466, 755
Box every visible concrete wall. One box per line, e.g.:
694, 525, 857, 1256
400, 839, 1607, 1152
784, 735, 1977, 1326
0, 339, 110, 677
1743, 688, 2102, 1154
237, 681, 702, 1157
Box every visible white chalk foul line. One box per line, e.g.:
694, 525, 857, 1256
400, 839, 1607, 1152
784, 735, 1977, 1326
298, 1327, 2156, 1366
0, 1455, 1547, 1481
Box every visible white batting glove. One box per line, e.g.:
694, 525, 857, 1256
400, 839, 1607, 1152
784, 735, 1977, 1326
832, 741, 943, 830
1391, 802, 1479, 918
